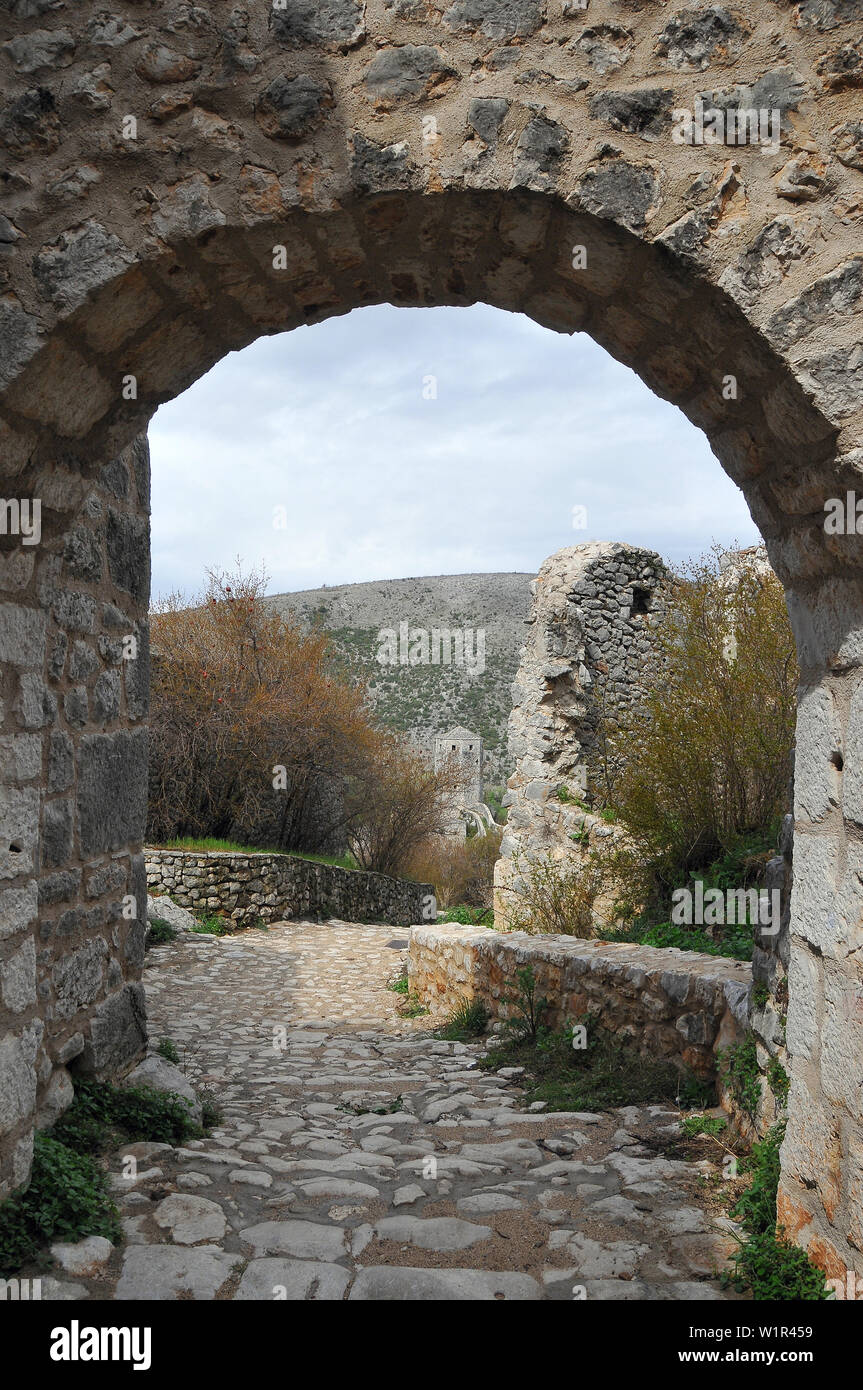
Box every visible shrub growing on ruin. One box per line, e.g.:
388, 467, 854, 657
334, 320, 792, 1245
606, 548, 797, 902
497, 849, 609, 937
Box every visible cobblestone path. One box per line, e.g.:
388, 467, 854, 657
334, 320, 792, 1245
45, 923, 743, 1301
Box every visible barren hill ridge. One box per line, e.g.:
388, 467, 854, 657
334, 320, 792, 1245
266, 573, 534, 785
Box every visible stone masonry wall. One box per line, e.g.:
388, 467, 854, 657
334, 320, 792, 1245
147, 849, 434, 930
495, 542, 668, 924
0, 435, 151, 1202
1, 0, 862, 1282
748, 810, 793, 1136
409, 923, 750, 1084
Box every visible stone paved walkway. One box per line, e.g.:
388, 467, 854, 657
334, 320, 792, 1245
46, 922, 745, 1301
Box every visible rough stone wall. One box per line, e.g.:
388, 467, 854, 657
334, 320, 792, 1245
0, 0, 861, 1281
0, 435, 150, 1202
147, 849, 434, 929
494, 542, 668, 922
409, 922, 750, 1082
748, 810, 793, 1136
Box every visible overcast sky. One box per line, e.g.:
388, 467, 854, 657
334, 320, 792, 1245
148, 303, 760, 604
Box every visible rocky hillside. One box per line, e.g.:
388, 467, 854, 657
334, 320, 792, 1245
266, 573, 534, 786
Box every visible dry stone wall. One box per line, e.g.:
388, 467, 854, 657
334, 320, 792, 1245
409, 922, 751, 1082
146, 849, 434, 929
0, 0, 861, 1284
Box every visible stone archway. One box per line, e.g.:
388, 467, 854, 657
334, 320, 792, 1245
1, 0, 862, 1285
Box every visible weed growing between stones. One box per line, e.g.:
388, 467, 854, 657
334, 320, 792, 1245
436, 996, 490, 1042
680, 1113, 728, 1139
191, 910, 230, 936
501, 965, 550, 1044
397, 993, 429, 1018
386, 963, 429, 1016
767, 1057, 790, 1108
0, 1134, 120, 1278
387, 965, 410, 994
339, 1096, 405, 1117
481, 1009, 713, 1114
198, 1091, 223, 1131
156, 1038, 180, 1065
723, 1125, 832, 1301
718, 1034, 762, 1119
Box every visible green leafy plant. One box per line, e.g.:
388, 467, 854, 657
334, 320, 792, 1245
439, 904, 495, 927
501, 965, 550, 1044
191, 911, 228, 936
681, 1113, 728, 1138
50, 1078, 202, 1154
723, 1124, 831, 1300
387, 967, 410, 995
481, 1012, 707, 1114
156, 1038, 180, 1065
599, 917, 754, 963
751, 981, 770, 1009
767, 1057, 790, 1108
147, 918, 178, 946
0, 1134, 121, 1278
718, 1034, 761, 1118
397, 991, 428, 1018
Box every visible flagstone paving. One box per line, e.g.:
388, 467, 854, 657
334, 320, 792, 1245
43, 922, 744, 1302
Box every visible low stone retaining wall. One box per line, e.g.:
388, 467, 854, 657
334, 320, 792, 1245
408, 924, 751, 1081
146, 850, 433, 929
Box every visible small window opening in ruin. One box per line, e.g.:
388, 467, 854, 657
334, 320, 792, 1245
630, 586, 652, 616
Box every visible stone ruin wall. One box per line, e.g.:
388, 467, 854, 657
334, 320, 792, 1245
494, 541, 670, 924
0, 435, 151, 1203
0, 0, 861, 1287
496, 539, 794, 1140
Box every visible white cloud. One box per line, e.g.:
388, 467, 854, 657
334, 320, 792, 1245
149, 303, 760, 602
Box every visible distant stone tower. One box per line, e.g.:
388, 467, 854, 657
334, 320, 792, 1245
434, 727, 484, 806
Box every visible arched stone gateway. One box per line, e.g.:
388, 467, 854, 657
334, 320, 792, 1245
0, 0, 861, 1285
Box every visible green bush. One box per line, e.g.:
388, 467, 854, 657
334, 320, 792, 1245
0, 1134, 121, 1278
191, 911, 228, 936
681, 1113, 728, 1138
50, 1078, 201, 1154
723, 1124, 831, 1300
599, 917, 754, 962
147, 918, 178, 945
439, 904, 494, 927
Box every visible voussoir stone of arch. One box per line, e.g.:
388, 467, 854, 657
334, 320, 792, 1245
0, 0, 861, 1293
